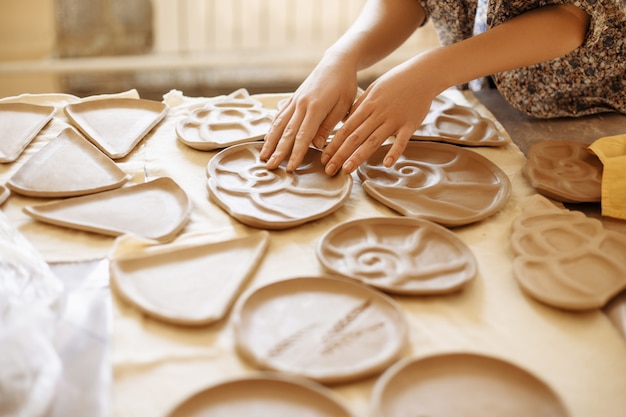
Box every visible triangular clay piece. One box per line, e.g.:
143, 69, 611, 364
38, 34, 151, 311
110, 231, 270, 326
511, 194, 626, 310
0, 102, 56, 163
23, 177, 191, 242
0, 185, 9, 206
8, 127, 131, 197
64, 98, 168, 159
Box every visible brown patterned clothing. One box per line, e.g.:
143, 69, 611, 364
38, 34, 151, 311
417, 0, 626, 118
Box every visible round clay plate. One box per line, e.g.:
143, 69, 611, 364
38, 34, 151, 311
317, 217, 477, 294
523, 140, 602, 203
233, 276, 407, 384
372, 352, 570, 417
357, 141, 511, 227
167, 374, 353, 417
207, 142, 352, 229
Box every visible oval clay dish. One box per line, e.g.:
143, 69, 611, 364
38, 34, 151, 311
371, 352, 569, 417
233, 276, 408, 384
23, 177, 191, 243
8, 128, 130, 197
0, 102, 56, 163
317, 217, 477, 294
167, 374, 354, 417
207, 142, 353, 229
357, 141, 511, 227
64, 98, 168, 159
523, 140, 602, 203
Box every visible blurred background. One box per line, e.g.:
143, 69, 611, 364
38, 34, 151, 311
0, 0, 440, 100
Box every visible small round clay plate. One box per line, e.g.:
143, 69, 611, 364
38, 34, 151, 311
207, 142, 353, 229
523, 140, 602, 203
317, 217, 477, 294
167, 374, 354, 417
233, 276, 407, 384
357, 141, 511, 227
372, 352, 570, 417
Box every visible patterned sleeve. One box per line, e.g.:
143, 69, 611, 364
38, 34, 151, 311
416, 0, 478, 45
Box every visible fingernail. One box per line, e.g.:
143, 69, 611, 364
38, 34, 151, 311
384, 156, 395, 167
325, 163, 336, 176
343, 161, 355, 173
320, 153, 330, 165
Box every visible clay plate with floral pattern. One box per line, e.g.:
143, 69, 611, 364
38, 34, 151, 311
0, 102, 56, 163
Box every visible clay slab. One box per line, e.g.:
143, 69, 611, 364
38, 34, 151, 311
8, 128, 130, 198
64, 98, 168, 159
372, 352, 569, 417
0, 184, 9, 206
317, 217, 477, 294
511, 195, 626, 310
523, 140, 602, 203
24, 177, 191, 242
207, 142, 353, 229
603, 290, 626, 341
167, 374, 354, 417
0, 102, 56, 163
357, 141, 511, 227
110, 231, 269, 326
233, 276, 408, 384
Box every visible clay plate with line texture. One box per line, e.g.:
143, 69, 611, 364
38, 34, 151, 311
23, 177, 190, 242
177, 91, 274, 150
0, 102, 56, 163
511, 195, 626, 310
357, 141, 511, 227
317, 217, 477, 294
8, 128, 130, 197
64, 98, 167, 159
413, 103, 508, 147
110, 231, 269, 326
167, 374, 354, 417
0, 185, 9, 206
371, 352, 569, 417
207, 142, 353, 229
523, 140, 602, 203
233, 276, 408, 384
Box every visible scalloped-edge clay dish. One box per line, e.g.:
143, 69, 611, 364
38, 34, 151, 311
371, 352, 569, 417
64, 98, 168, 159
8, 127, 130, 198
0, 102, 56, 163
357, 141, 511, 227
523, 140, 602, 203
207, 142, 353, 229
0, 185, 9, 206
23, 177, 191, 242
511, 195, 626, 310
110, 231, 270, 326
317, 217, 477, 294
413, 103, 509, 147
166, 373, 354, 417
233, 276, 408, 384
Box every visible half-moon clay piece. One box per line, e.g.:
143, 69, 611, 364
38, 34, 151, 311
233, 276, 408, 384
317, 217, 477, 294
207, 142, 353, 229
177, 91, 273, 150
371, 352, 570, 417
8, 128, 131, 197
511, 195, 626, 310
0, 102, 56, 163
23, 177, 191, 242
167, 373, 354, 417
357, 141, 511, 227
110, 231, 270, 326
64, 98, 168, 159
0, 185, 9, 206
523, 140, 602, 203
413, 104, 509, 147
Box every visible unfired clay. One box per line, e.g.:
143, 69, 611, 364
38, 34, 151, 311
0, 102, 56, 163
8, 128, 130, 197
511, 195, 626, 310
64, 97, 168, 159
0, 185, 9, 206
317, 217, 477, 294
357, 141, 511, 227
603, 290, 626, 341
233, 276, 407, 384
207, 142, 352, 229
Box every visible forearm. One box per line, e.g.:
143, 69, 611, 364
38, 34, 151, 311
323, 0, 426, 71
414, 4, 590, 94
